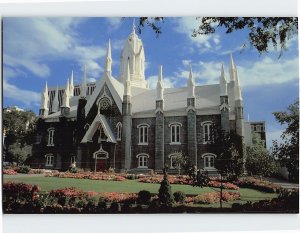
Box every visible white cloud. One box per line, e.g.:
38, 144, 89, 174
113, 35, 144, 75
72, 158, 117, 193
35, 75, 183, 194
147, 75, 176, 89
3, 18, 106, 79
173, 17, 221, 51
106, 17, 123, 30
3, 79, 40, 107
238, 57, 299, 87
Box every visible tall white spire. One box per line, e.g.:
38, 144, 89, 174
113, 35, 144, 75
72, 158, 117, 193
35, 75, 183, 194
156, 65, 164, 100
62, 78, 70, 108
235, 65, 243, 100
69, 70, 74, 97
124, 59, 131, 96
80, 65, 87, 98
40, 81, 49, 110
105, 39, 112, 75
188, 65, 195, 98
52, 86, 59, 113
229, 53, 236, 82
132, 17, 136, 35
220, 63, 228, 96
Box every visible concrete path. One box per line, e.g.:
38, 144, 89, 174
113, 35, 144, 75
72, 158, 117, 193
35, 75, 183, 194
264, 177, 299, 189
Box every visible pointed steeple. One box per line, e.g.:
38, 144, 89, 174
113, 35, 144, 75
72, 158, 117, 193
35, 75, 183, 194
80, 65, 87, 98
62, 79, 70, 108
220, 63, 227, 96
156, 65, 164, 100
188, 65, 195, 98
132, 18, 136, 35
235, 65, 243, 101
229, 53, 236, 82
69, 70, 74, 96
105, 39, 112, 75
124, 59, 131, 96
40, 81, 49, 111
52, 86, 59, 113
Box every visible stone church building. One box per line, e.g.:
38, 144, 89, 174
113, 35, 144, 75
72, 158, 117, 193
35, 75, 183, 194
32, 24, 254, 173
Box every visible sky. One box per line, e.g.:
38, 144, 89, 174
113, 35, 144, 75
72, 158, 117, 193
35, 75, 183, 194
2, 17, 299, 149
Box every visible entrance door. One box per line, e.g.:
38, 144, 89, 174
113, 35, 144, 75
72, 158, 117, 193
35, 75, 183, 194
96, 159, 108, 172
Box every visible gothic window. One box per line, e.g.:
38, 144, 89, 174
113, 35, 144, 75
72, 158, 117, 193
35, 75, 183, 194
45, 154, 54, 166
116, 122, 122, 141
201, 121, 213, 143
99, 97, 111, 110
137, 124, 149, 145
84, 123, 90, 131
137, 154, 149, 168
47, 128, 55, 146
169, 123, 182, 144
98, 126, 107, 143
202, 153, 216, 169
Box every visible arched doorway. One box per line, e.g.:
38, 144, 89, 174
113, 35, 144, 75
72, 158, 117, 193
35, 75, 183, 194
93, 144, 109, 172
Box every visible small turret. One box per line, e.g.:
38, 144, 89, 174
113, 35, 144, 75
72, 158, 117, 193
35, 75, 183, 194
220, 63, 227, 96
234, 65, 243, 101
69, 70, 74, 97
105, 39, 112, 75
61, 79, 70, 116
229, 53, 236, 82
39, 81, 49, 116
156, 65, 164, 101
51, 86, 59, 113
188, 65, 195, 98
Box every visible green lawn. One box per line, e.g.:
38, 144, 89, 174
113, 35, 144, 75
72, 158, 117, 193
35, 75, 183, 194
3, 175, 277, 204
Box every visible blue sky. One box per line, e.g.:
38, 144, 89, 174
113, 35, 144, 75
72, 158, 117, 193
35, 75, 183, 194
3, 17, 299, 149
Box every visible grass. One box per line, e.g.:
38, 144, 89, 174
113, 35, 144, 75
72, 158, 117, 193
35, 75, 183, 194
3, 175, 277, 206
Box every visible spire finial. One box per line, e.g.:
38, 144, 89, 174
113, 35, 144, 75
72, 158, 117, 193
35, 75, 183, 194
156, 65, 164, 100
105, 39, 112, 74
69, 70, 74, 96
188, 64, 195, 98
235, 68, 243, 101
220, 63, 227, 96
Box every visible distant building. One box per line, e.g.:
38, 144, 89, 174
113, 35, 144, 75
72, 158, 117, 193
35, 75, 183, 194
244, 121, 266, 148
3, 106, 25, 112
31, 24, 265, 173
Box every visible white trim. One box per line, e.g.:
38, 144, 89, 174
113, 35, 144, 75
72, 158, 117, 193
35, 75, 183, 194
168, 122, 182, 127
137, 123, 150, 128
45, 154, 54, 166
201, 153, 217, 170
116, 122, 122, 141
47, 128, 55, 146
201, 121, 213, 143
93, 144, 109, 159
136, 153, 149, 168
200, 121, 213, 126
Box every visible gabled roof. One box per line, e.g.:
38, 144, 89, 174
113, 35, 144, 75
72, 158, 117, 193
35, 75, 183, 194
81, 113, 116, 143
84, 73, 123, 116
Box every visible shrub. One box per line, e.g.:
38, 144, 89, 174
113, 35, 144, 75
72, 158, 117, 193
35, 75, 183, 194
97, 200, 107, 212
16, 165, 31, 174
158, 176, 174, 206
109, 202, 120, 213
69, 167, 83, 173
173, 191, 186, 203
138, 190, 151, 204
234, 177, 280, 193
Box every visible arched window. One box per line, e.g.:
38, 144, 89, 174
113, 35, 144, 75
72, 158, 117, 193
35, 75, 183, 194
201, 153, 216, 169
45, 154, 54, 166
201, 121, 213, 143
136, 153, 149, 168
47, 128, 55, 146
116, 122, 122, 141
168, 152, 182, 169
169, 122, 182, 144
70, 156, 76, 164
137, 124, 150, 145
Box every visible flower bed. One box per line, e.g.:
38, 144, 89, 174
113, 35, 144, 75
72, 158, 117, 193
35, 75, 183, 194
3, 182, 41, 202
186, 191, 240, 204
138, 175, 239, 190
3, 169, 17, 175
234, 177, 280, 193
46, 172, 126, 181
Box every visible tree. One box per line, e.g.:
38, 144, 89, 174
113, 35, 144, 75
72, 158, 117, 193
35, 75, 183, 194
213, 129, 244, 180
137, 17, 298, 56
246, 134, 277, 177
171, 152, 189, 175
3, 109, 37, 163
7, 143, 32, 166
158, 166, 174, 206
272, 99, 299, 182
